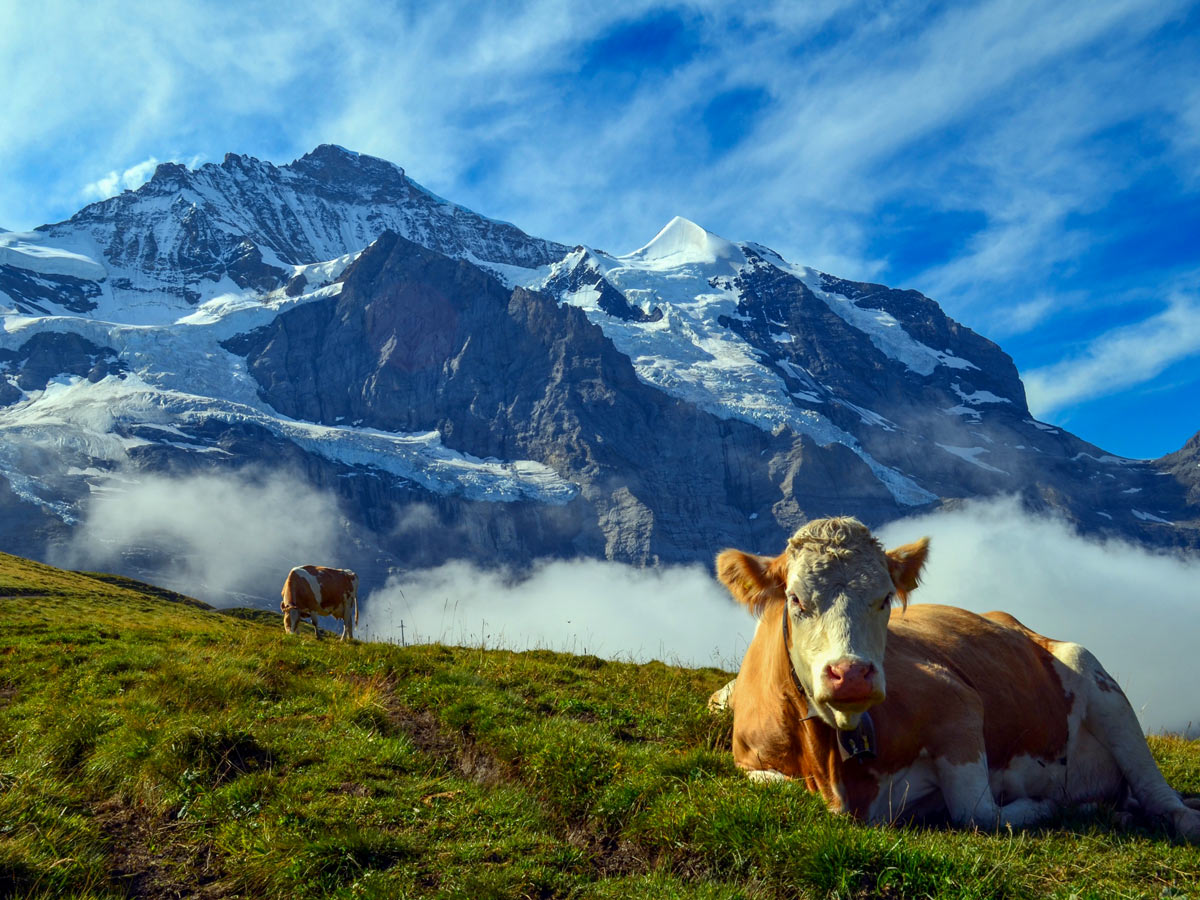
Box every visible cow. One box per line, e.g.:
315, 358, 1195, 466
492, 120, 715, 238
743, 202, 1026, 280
710, 516, 1200, 840
281, 565, 359, 641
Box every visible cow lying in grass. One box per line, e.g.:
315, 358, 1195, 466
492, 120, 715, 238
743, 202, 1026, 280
711, 516, 1200, 840
281, 565, 359, 641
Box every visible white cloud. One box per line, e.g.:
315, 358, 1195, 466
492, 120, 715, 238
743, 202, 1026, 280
363, 557, 755, 671
51, 469, 348, 606
1023, 293, 1200, 414
362, 498, 1200, 736
81, 156, 161, 202
878, 497, 1200, 736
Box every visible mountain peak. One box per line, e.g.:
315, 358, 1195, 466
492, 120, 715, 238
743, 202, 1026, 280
624, 216, 741, 267
150, 161, 190, 184
293, 144, 405, 181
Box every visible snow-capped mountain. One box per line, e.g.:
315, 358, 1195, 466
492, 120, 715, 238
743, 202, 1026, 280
1, 146, 1196, 602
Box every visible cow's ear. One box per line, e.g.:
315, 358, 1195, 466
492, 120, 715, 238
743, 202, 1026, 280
886, 537, 930, 607
716, 549, 788, 616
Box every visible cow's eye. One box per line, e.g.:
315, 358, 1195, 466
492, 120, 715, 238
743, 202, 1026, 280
787, 592, 809, 615
879, 592, 895, 611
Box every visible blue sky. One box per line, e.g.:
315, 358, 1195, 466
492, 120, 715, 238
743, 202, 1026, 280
2, 0, 1198, 458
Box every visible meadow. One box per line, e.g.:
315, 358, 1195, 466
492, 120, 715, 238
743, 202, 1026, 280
1, 550, 1198, 899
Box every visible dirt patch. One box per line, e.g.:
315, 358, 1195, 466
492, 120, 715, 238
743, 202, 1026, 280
384, 704, 506, 787
94, 798, 233, 899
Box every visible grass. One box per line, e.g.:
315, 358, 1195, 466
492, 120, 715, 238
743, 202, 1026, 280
0, 548, 1197, 899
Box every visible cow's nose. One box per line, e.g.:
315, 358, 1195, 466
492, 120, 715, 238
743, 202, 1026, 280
825, 660, 876, 701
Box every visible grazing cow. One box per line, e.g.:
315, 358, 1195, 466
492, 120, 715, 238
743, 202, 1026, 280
281, 565, 359, 641
711, 516, 1200, 840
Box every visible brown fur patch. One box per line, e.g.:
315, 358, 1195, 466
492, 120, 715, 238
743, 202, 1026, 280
728, 599, 1073, 819
885, 538, 930, 607
715, 549, 788, 616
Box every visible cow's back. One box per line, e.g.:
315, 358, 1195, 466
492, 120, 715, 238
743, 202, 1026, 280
880, 605, 1073, 771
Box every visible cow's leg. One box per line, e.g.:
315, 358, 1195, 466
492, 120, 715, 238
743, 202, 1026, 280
708, 678, 736, 712
935, 753, 1057, 830
311, 616, 321, 640
746, 768, 790, 784
341, 613, 353, 642
1052, 642, 1200, 842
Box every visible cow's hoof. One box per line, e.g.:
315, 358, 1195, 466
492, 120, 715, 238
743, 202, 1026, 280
1173, 808, 1200, 843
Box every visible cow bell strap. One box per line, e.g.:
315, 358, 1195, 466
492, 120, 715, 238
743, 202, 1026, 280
781, 602, 877, 762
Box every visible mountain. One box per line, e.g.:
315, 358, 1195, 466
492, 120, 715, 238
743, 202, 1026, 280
1, 146, 1196, 603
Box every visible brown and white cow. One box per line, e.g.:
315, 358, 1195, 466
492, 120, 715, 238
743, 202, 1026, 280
281, 565, 359, 641
711, 516, 1200, 840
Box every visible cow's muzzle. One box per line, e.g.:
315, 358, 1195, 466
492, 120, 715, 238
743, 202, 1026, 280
821, 660, 882, 708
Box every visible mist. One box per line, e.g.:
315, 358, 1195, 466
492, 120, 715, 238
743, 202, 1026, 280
366, 497, 1199, 736
878, 497, 1200, 736
363, 558, 755, 672
53, 469, 348, 606
53, 464, 1199, 735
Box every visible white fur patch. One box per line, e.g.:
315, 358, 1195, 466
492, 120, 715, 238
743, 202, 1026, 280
295, 566, 322, 610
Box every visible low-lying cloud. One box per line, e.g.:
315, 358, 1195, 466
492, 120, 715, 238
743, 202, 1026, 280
878, 497, 1200, 736
53, 468, 347, 606
363, 558, 755, 672
366, 497, 1199, 736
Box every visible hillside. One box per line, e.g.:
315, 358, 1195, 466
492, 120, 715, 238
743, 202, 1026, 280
1, 552, 1199, 899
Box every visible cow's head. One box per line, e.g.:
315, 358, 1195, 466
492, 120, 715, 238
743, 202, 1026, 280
717, 517, 929, 731
282, 607, 301, 634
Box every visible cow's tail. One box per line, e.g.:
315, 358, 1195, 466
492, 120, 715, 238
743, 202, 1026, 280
353, 574, 360, 626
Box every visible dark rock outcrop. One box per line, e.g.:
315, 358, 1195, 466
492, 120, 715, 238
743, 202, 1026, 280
225, 232, 906, 564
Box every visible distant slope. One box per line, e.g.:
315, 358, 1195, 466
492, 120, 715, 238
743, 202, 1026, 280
1, 550, 1198, 899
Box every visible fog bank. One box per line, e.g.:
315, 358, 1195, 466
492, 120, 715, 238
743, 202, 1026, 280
52, 469, 347, 606
363, 557, 754, 671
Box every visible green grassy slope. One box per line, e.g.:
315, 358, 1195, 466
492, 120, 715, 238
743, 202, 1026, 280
1, 549, 1198, 899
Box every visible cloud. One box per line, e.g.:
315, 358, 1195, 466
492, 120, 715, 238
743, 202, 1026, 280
81, 156, 162, 203
878, 497, 1200, 736
1022, 292, 1200, 414
363, 557, 754, 672
361, 496, 1200, 735
51, 468, 348, 607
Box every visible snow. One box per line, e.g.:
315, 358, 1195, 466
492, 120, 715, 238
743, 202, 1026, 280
952, 383, 1010, 405
741, 243, 975, 376
623, 216, 742, 268
936, 443, 1008, 475
0, 373, 578, 512
1131, 509, 1173, 525
0, 231, 107, 281
0, 258, 578, 514
530, 224, 937, 508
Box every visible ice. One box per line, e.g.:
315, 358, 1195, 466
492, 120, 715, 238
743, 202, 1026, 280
0, 231, 108, 281
0, 373, 578, 514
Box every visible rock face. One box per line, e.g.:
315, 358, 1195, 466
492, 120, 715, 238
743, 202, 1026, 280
226, 232, 904, 565
0, 146, 1196, 604
1157, 432, 1200, 510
